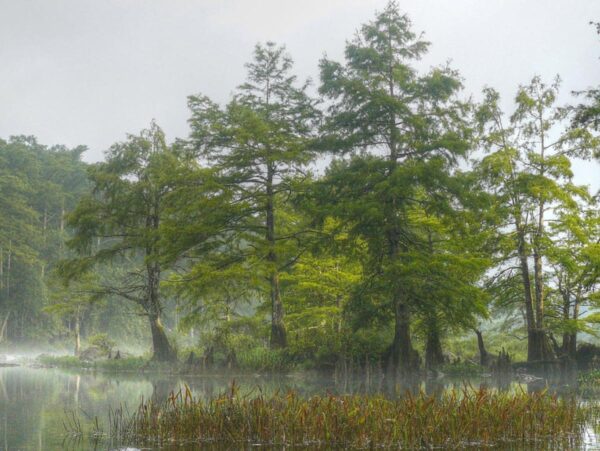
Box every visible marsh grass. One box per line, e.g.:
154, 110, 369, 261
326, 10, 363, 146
101, 383, 586, 449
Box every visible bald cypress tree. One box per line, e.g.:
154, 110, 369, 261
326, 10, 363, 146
62, 123, 178, 361
317, 2, 473, 373
187, 42, 319, 348
475, 77, 599, 364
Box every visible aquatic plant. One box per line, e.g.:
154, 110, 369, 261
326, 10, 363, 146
103, 384, 585, 449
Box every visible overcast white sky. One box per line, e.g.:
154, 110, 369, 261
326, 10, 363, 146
0, 0, 598, 186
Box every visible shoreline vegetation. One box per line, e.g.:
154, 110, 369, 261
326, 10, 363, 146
33, 352, 600, 391
35, 353, 484, 379
69, 384, 586, 449
0, 1, 598, 387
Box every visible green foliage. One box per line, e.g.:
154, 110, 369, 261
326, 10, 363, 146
237, 347, 291, 372
87, 333, 116, 354
184, 41, 320, 348
579, 369, 600, 384
0, 137, 89, 341
37, 355, 82, 368
1, 2, 599, 373
475, 76, 600, 362
37, 354, 148, 372
313, 2, 486, 371
62, 123, 182, 361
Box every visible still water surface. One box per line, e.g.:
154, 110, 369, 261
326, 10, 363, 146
1, 363, 600, 450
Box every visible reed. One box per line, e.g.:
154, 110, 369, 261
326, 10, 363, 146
103, 383, 586, 449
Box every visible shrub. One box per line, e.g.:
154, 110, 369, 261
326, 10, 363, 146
237, 347, 291, 372
87, 333, 117, 354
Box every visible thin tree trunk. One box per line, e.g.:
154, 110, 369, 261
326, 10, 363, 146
266, 163, 286, 349
0, 312, 9, 344
475, 329, 489, 366
532, 201, 547, 346
6, 241, 10, 301
43, 207, 48, 243
570, 292, 580, 358
74, 313, 81, 357
560, 281, 572, 357
516, 228, 543, 363
528, 115, 555, 364
59, 198, 65, 255
533, 112, 546, 329
563, 288, 580, 360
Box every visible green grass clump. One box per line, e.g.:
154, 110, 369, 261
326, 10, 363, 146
106, 385, 585, 449
37, 355, 148, 372
37, 355, 84, 368
579, 369, 600, 384
237, 347, 292, 372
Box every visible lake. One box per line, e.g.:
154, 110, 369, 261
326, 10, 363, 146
1, 362, 600, 450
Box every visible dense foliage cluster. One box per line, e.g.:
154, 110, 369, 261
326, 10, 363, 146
1, 2, 599, 372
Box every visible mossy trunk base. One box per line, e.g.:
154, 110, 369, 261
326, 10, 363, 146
270, 321, 287, 349
425, 328, 445, 370
388, 301, 419, 375
150, 315, 177, 362
527, 329, 556, 371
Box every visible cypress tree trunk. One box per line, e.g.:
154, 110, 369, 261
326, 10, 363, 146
389, 296, 417, 374
149, 313, 176, 362
266, 163, 287, 349
528, 329, 554, 363
386, 231, 417, 373
145, 194, 177, 362
526, 124, 555, 365
516, 226, 551, 363
425, 322, 445, 370
146, 298, 176, 362
146, 258, 176, 361
385, 164, 417, 372
475, 329, 489, 367
561, 291, 579, 360
558, 275, 581, 361
270, 271, 287, 348
565, 333, 577, 359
